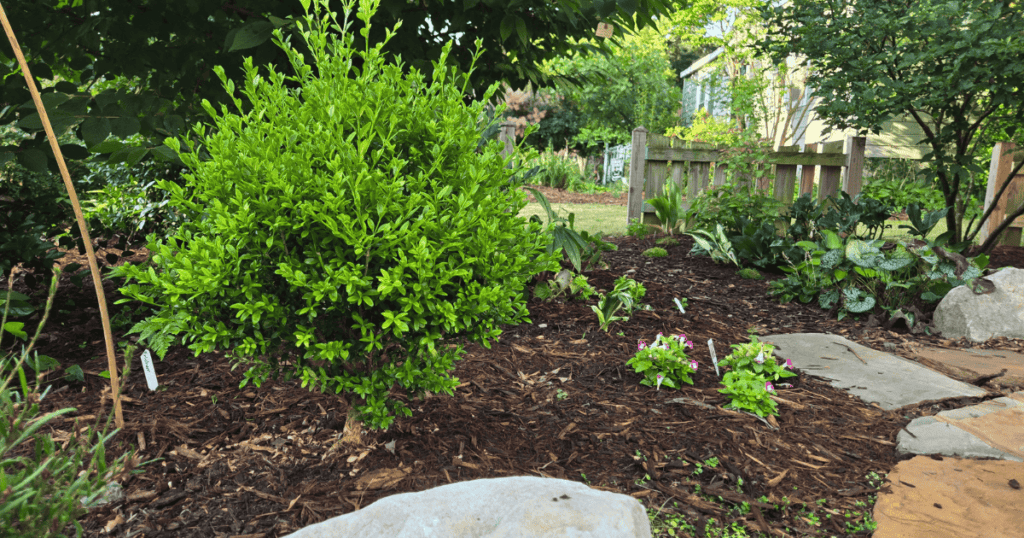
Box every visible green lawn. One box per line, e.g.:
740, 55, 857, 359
518, 202, 998, 247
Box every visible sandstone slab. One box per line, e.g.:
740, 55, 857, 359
873, 456, 1024, 538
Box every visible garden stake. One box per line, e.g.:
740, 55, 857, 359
0, 2, 123, 427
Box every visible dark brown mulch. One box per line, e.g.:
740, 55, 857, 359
4, 213, 1024, 538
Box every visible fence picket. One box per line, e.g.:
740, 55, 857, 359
626, 132, 866, 226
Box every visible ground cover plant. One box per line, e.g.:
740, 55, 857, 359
4, 183, 1024, 536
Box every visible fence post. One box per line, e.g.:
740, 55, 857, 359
627, 126, 648, 225
799, 143, 818, 198
774, 145, 800, 236
498, 122, 516, 159
843, 135, 866, 201
818, 140, 844, 208
979, 141, 1024, 246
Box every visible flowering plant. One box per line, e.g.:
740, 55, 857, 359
717, 337, 796, 384
717, 336, 797, 417
626, 332, 698, 390
718, 369, 781, 417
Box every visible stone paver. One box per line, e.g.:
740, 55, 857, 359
758, 333, 986, 410
909, 345, 1024, 386
898, 392, 1024, 461
873, 457, 1024, 538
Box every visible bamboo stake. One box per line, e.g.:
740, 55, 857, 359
0, 2, 123, 427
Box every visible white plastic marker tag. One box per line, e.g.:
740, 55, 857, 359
708, 339, 720, 377
673, 297, 686, 315
140, 349, 159, 391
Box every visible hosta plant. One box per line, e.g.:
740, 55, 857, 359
111, 0, 557, 431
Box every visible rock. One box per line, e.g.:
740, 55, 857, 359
285, 476, 652, 538
933, 268, 1024, 343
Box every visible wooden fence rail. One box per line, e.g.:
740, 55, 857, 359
626, 126, 866, 226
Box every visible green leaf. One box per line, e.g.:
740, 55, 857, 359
59, 144, 90, 160
17, 113, 42, 130
515, 17, 529, 48
65, 364, 85, 383
110, 116, 141, 138
98, 370, 111, 379
163, 114, 186, 137
18, 149, 48, 173
2, 321, 27, 339
226, 20, 276, 52
80, 117, 111, 149
500, 14, 515, 42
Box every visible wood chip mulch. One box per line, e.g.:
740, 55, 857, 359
4, 196, 1024, 537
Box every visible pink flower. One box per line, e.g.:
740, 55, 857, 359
755, 351, 765, 364
656, 374, 664, 391
784, 358, 794, 369
765, 381, 775, 392
690, 360, 698, 370
685, 340, 694, 349
674, 333, 687, 341
638, 340, 648, 351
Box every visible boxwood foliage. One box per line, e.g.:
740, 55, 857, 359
111, 0, 557, 430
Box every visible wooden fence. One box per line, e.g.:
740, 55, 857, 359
626, 126, 866, 226
979, 141, 1024, 246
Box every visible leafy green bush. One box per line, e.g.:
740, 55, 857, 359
112, 0, 557, 431
683, 179, 787, 237
1, 271, 131, 537
0, 163, 77, 290
80, 160, 187, 245
626, 218, 654, 239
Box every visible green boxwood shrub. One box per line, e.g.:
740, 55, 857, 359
112, 0, 557, 431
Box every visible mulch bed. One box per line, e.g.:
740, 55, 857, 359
5, 190, 1024, 538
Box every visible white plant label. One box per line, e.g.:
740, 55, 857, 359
673, 297, 686, 315
140, 349, 159, 391
708, 339, 720, 377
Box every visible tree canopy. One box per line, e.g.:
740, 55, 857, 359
758, 0, 1024, 252
0, 0, 685, 172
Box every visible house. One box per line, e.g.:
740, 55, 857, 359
678, 47, 930, 161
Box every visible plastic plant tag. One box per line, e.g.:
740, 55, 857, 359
140, 349, 159, 391
708, 339, 720, 376
673, 297, 686, 314
596, 22, 613, 38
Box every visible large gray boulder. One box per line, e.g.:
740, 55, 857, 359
933, 267, 1024, 343
285, 476, 652, 538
